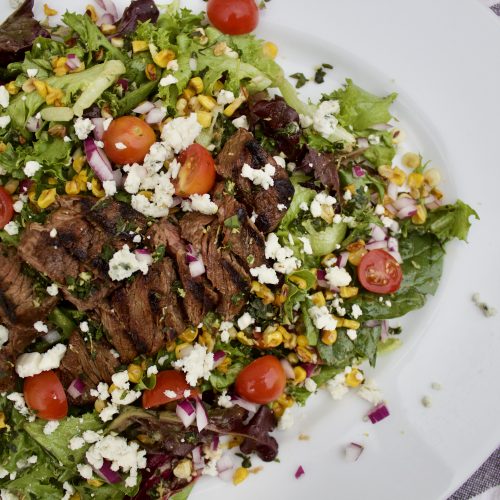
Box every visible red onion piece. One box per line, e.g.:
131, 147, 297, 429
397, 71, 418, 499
280, 358, 295, 379
295, 465, 305, 479
367, 403, 390, 424
387, 182, 398, 201
364, 320, 380, 328
99, 12, 115, 25
388, 250, 402, 264
135, 249, 153, 267
91, 118, 105, 141
176, 399, 196, 428
132, 101, 155, 115
191, 446, 204, 470
95, 0, 118, 21
397, 205, 418, 219
317, 279, 329, 289
371, 123, 391, 131
216, 453, 234, 473
112, 169, 123, 188
365, 240, 388, 251
316, 269, 326, 280
385, 203, 397, 215
26, 116, 41, 132
370, 224, 387, 242
65, 54, 81, 70
387, 236, 398, 252
189, 260, 206, 278
117, 78, 129, 92
145, 107, 167, 125
211, 435, 219, 451
213, 350, 226, 368
302, 363, 316, 378
231, 396, 260, 413
352, 165, 366, 177
345, 442, 364, 462
393, 196, 416, 211
84, 138, 114, 182
19, 179, 33, 193
195, 398, 209, 432
96, 460, 121, 484
67, 378, 86, 399
338, 252, 349, 268
356, 137, 369, 148
380, 320, 389, 342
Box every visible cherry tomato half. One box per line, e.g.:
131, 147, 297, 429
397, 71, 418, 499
23, 370, 68, 420
207, 0, 259, 35
142, 370, 198, 409
175, 144, 216, 197
0, 187, 14, 230
235, 355, 286, 404
357, 249, 403, 294
103, 116, 156, 165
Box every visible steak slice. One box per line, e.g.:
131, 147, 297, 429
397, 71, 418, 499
147, 220, 219, 326
215, 129, 294, 233
58, 331, 119, 405
212, 183, 266, 268
0, 350, 15, 392
299, 146, 340, 193
179, 213, 215, 249
98, 305, 138, 362
107, 258, 186, 356
201, 228, 250, 319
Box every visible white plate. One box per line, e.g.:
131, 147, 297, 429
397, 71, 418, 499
4, 0, 500, 498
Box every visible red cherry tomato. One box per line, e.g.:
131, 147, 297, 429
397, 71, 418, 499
103, 116, 156, 165
207, 0, 259, 35
23, 370, 68, 420
357, 249, 403, 294
235, 355, 286, 404
142, 370, 198, 409
0, 187, 14, 230
175, 144, 216, 197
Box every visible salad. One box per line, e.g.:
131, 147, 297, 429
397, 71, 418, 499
0, 0, 478, 499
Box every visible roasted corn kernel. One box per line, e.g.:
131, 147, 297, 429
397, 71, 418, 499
213, 41, 228, 56
180, 326, 198, 343
223, 96, 246, 117
153, 49, 176, 68
101, 24, 117, 35
176, 97, 188, 115
262, 41, 278, 59
87, 479, 103, 488
348, 248, 367, 266
145, 64, 157, 81
251, 281, 275, 305
197, 94, 216, 111
287, 352, 299, 364
293, 366, 307, 384
216, 357, 231, 374
33, 80, 48, 98
402, 152, 421, 169
236, 331, 254, 346
91, 178, 105, 198
273, 284, 289, 306
198, 330, 214, 352
310, 291, 326, 307
233, 467, 249, 485
262, 326, 283, 348
345, 367, 364, 387
136, 434, 155, 445
85, 4, 97, 22
5, 82, 19, 95
65, 180, 80, 196
37, 188, 57, 209
127, 364, 143, 384
412, 204, 427, 225
296, 346, 317, 364
296, 335, 309, 347
3, 179, 18, 194
196, 111, 212, 128
73, 154, 86, 173
173, 459, 193, 480
43, 3, 58, 16
408, 172, 424, 189
94, 399, 106, 413
288, 275, 308, 290
277, 393, 294, 408
271, 401, 285, 418
342, 319, 360, 330
175, 343, 192, 359
132, 40, 149, 53
424, 168, 441, 187
189, 77, 204, 94
0, 412, 6, 430
339, 286, 358, 299
321, 329, 337, 345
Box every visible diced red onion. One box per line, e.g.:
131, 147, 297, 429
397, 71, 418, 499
295, 465, 305, 479
99, 12, 115, 25
191, 446, 204, 470
19, 179, 33, 193
352, 165, 366, 178
302, 363, 316, 378
189, 260, 206, 278
388, 250, 402, 264
393, 196, 416, 211
171, 196, 183, 207
67, 378, 86, 399
135, 249, 153, 267
338, 252, 349, 268
112, 169, 123, 188
387, 237, 398, 252
84, 138, 114, 182
42, 330, 61, 344
387, 182, 398, 201
364, 320, 380, 328
365, 240, 388, 251
132, 101, 155, 114
26, 116, 41, 132
380, 320, 388, 342
345, 442, 364, 462
356, 137, 369, 148
91, 118, 105, 141
117, 78, 129, 92
370, 224, 387, 242
367, 403, 390, 424
195, 398, 209, 432
95, 0, 118, 20
213, 350, 226, 368
280, 358, 295, 379
211, 435, 219, 451
397, 205, 418, 219
317, 279, 329, 289
176, 399, 196, 428
316, 269, 326, 280
424, 195, 441, 210
385, 218, 400, 233
371, 123, 391, 131
385, 203, 397, 215
65, 54, 82, 70
96, 460, 121, 484
145, 107, 167, 125
231, 396, 260, 413
216, 453, 234, 474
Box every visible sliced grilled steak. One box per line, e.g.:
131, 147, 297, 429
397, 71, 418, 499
299, 146, 340, 193
107, 258, 186, 356
201, 228, 250, 319
212, 183, 266, 268
58, 331, 119, 405
148, 220, 219, 325
0, 350, 15, 392
98, 305, 138, 362
179, 213, 215, 249
215, 129, 294, 233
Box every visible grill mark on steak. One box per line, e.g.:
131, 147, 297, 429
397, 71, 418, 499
215, 129, 294, 233
58, 331, 119, 405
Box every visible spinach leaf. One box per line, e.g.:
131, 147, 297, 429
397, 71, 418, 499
301, 300, 319, 346
362, 130, 396, 167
